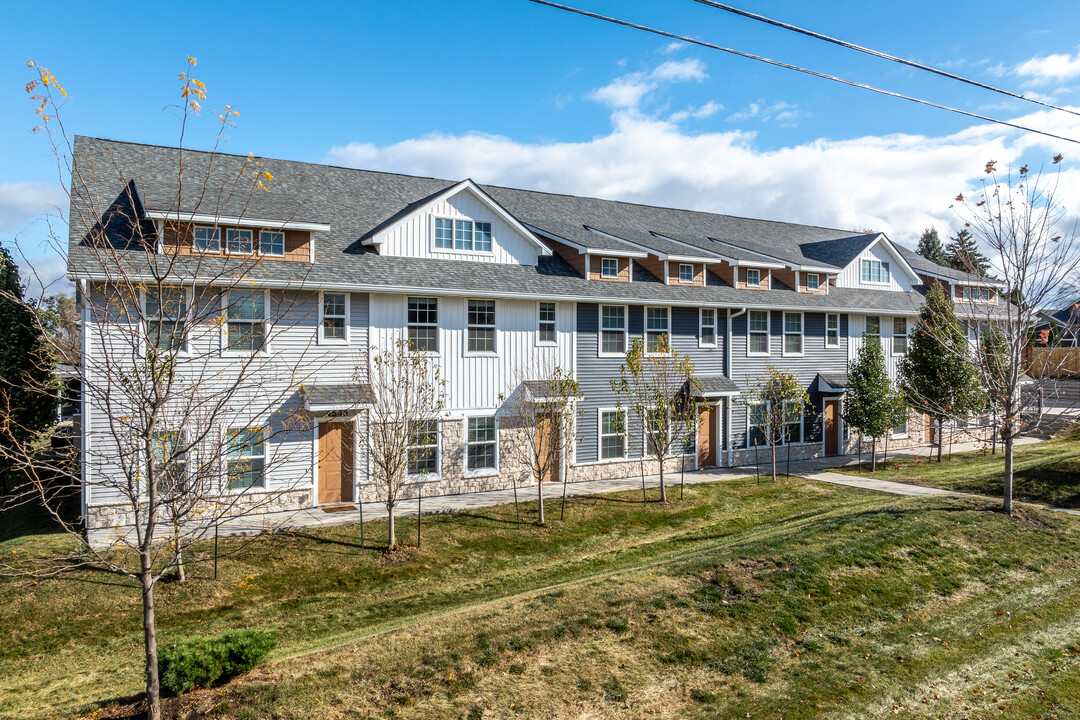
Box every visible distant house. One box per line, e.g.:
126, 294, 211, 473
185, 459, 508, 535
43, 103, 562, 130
68, 136, 1009, 529
1035, 302, 1080, 347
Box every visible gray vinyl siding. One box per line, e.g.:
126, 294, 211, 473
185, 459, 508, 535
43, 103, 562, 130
575, 303, 726, 463
729, 311, 849, 449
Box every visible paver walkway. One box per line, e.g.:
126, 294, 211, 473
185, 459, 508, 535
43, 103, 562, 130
86, 435, 1059, 549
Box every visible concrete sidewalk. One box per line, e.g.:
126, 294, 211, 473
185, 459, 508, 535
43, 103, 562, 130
85, 435, 1050, 549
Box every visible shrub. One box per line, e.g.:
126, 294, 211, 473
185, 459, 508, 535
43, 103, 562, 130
159, 629, 276, 696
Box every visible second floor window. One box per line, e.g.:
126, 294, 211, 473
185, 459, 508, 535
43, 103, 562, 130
700, 308, 716, 346
748, 310, 769, 355
322, 293, 346, 341
260, 230, 284, 256
227, 427, 265, 489
468, 299, 496, 353
194, 226, 220, 252
646, 307, 669, 353
601, 305, 626, 354
407, 420, 439, 475
538, 302, 556, 344
783, 312, 803, 355
466, 416, 497, 471
893, 317, 908, 354
227, 289, 265, 353
861, 259, 891, 283
826, 313, 840, 347
866, 315, 881, 341
226, 228, 253, 254
145, 286, 187, 352
407, 297, 438, 352
600, 258, 619, 278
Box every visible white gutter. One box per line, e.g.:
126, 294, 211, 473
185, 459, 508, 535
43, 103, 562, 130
725, 306, 747, 468
143, 210, 331, 233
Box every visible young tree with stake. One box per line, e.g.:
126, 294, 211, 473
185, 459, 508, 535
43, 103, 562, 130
843, 333, 907, 471
743, 363, 808, 482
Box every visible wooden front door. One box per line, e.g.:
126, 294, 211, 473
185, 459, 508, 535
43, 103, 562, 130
535, 412, 561, 484
924, 414, 937, 445
318, 421, 354, 504
697, 404, 717, 467
824, 400, 840, 456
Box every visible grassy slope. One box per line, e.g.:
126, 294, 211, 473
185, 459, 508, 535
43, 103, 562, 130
834, 436, 1080, 508
2, 479, 1080, 719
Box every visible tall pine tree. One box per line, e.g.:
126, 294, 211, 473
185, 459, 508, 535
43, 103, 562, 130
0, 244, 58, 494
946, 229, 992, 276
842, 332, 907, 471
917, 227, 949, 266
898, 282, 982, 461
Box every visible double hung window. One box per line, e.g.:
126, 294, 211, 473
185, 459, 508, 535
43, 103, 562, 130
600, 410, 626, 459
646, 307, 669, 353
467, 299, 496, 353
466, 417, 497, 471
227, 290, 266, 352
407, 297, 438, 352
600, 305, 626, 354
407, 420, 439, 475
748, 310, 770, 355
227, 427, 265, 489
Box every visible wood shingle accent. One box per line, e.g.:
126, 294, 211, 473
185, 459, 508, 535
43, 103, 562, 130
159, 221, 312, 263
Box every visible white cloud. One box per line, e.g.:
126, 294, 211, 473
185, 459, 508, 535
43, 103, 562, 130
1015, 52, 1080, 85
589, 58, 707, 110
0, 182, 65, 231
727, 100, 801, 126
327, 62, 1080, 250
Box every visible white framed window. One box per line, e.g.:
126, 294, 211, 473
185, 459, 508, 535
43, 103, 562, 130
783, 312, 803, 356
259, 230, 284, 256
962, 286, 992, 302
600, 305, 626, 355
748, 310, 770, 355
151, 429, 188, 495
407, 419, 439, 476
679, 264, 694, 283
892, 317, 908, 354
320, 292, 348, 343
466, 416, 498, 472
474, 222, 492, 252
407, 297, 438, 353
434, 218, 453, 249
783, 400, 803, 444
226, 289, 267, 353
538, 302, 557, 345
226, 228, 253, 254
600, 257, 619, 278
193, 225, 220, 252
748, 402, 767, 448
467, 299, 496, 354
699, 308, 717, 347
145, 285, 188, 352
226, 427, 265, 490
826, 313, 840, 348
454, 219, 473, 250
806, 273, 820, 291
861, 259, 891, 284
865, 315, 881, 341
747, 401, 802, 447
891, 418, 909, 438
599, 409, 626, 460
746, 268, 761, 287
646, 307, 670, 354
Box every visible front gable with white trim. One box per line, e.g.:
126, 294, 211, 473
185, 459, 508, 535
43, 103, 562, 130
364, 180, 549, 266
836, 234, 919, 292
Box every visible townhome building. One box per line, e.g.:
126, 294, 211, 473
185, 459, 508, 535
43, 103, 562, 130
68, 137, 1005, 529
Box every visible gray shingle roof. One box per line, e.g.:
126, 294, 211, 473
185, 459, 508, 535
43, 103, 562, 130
695, 375, 741, 396
66, 137, 995, 316
894, 245, 998, 285
816, 373, 849, 393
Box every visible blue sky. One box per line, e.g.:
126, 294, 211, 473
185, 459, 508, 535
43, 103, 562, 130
3, 0, 1080, 293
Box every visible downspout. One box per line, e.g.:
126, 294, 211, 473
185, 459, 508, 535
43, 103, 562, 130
726, 307, 747, 467
80, 278, 91, 521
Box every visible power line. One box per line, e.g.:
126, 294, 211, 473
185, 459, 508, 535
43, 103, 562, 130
691, 0, 1080, 119
524, 0, 1080, 146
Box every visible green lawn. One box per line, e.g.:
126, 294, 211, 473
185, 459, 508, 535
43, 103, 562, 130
4, 478, 1080, 719
834, 435, 1080, 508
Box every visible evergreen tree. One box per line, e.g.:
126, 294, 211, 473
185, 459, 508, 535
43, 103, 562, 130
946, 228, 992, 276
0, 244, 57, 494
898, 283, 982, 461
842, 333, 907, 471
917, 227, 948, 266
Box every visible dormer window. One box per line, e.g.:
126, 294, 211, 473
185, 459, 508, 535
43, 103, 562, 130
961, 286, 992, 302
806, 273, 820, 291
226, 228, 253, 254
601, 258, 619, 278
679, 264, 694, 283
746, 268, 761, 287
433, 217, 493, 252
260, 230, 284, 256
193, 226, 221, 252
861, 259, 890, 284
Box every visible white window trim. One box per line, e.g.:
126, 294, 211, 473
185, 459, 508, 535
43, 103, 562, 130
860, 259, 892, 285
406, 296, 440, 356
225, 228, 254, 255
746, 309, 771, 357
465, 298, 498, 357
782, 311, 804, 358
806, 273, 820, 291
141, 285, 192, 357
645, 306, 672, 357
746, 400, 804, 448
745, 268, 762, 288
598, 407, 627, 462
318, 291, 350, 345
258, 229, 285, 257
891, 418, 910, 439
430, 216, 495, 256
865, 315, 882, 340
537, 301, 558, 347
678, 263, 694, 283
598, 304, 629, 358
464, 414, 500, 478
224, 425, 268, 493
406, 418, 441, 480
892, 317, 909, 355
699, 307, 718, 348
221, 288, 271, 356
193, 225, 221, 253
600, 257, 620, 279
825, 313, 840, 348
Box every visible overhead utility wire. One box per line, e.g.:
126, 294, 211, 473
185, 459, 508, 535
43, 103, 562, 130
524, 0, 1080, 146
691, 0, 1080, 119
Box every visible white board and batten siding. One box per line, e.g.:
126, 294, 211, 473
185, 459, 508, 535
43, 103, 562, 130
368, 293, 575, 413
837, 239, 914, 293
847, 314, 907, 382
374, 187, 541, 266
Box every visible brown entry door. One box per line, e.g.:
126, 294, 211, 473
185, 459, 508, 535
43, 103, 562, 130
318, 421, 354, 504
535, 412, 561, 484
697, 404, 717, 467
824, 400, 840, 456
